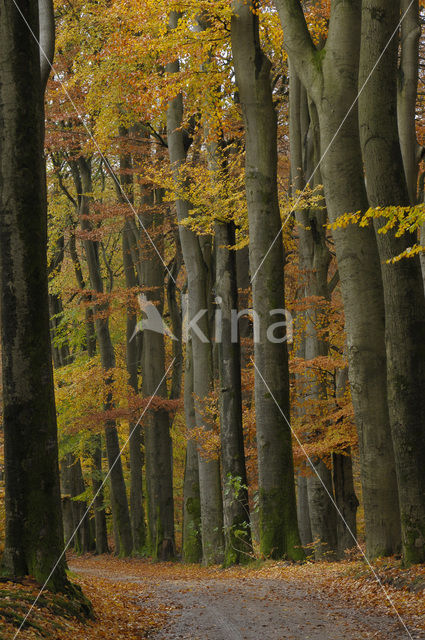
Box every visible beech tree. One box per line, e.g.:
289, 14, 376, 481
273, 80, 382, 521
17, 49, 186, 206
273, 0, 401, 559
231, 0, 303, 560
0, 0, 69, 588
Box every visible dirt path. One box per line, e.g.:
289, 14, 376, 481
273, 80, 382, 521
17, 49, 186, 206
71, 562, 422, 640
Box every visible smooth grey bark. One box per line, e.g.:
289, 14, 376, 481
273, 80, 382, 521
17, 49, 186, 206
231, 0, 303, 560
397, 0, 421, 205
182, 339, 202, 562
274, 0, 401, 559
359, 0, 425, 563
0, 0, 68, 589
166, 11, 224, 565
140, 188, 175, 560
38, 0, 55, 92
76, 157, 133, 556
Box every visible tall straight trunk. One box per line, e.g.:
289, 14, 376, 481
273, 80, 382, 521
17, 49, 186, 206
0, 0, 68, 589
182, 340, 202, 562
166, 11, 224, 564
77, 158, 133, 556
359, 0, 425, 563
332, 367, 358, 558
296, 471, 313, 548
119, 131, 146, 554
333, 450, 358, 558
140, 188, 175, 560
90, 433, 109, 554
290, 65, 338, 560
397, 0, 421, 205
123, 224, 146, 553
215, 219, 251, 565
274, 0, 401, 558
231, 0, 303, 560
167, 242, 183, 400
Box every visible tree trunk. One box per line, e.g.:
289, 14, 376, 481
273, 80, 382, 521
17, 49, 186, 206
296, 471, 313, 548
333, 450, 358, 558
231, 0, 303, 560
119, 133, 147, 554
290, 64, 338, 560
215, 218, 251, 565
77, 158, 133, 556
166, 12, 224, 564
274, 0, 401, 559
140, 188, 175, 560
90, 434, 109, 554
359, 0, 425, 563
182, 340, 202, 562
0, 0, 68, 589
397, 0, 421, 205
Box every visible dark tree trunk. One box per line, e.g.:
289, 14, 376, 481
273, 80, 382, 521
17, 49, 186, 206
119, 132, 147, 554
231, 0, 303, 560
274, 0, 401, 559
90, 434, 109, 554
181, 340, 202, 562
0, 0, 68, 589
296, 471, 313, 548
215, 218, 251, 565
333, 450, 358, 558
140, 188, 175, 561
359, 0, 425, 563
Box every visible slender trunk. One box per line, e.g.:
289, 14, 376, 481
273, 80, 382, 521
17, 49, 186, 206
182, 340, 202, 562
0, 0, 68, 589
397, 0, 421, 205
332, 367, 358, 558
68, 228, 108, 551
333, 449, 358, 558
215, 219, 251, 565
231, 0, 302, 560
77, 158, 133, 556
290, 65, 338, 560
359, 0, 425, 563
275, 0, 401, 558
90, 433, 109, 554
166, 12, 224, 564
140, 188, 175, 560
119, 132, 146, 554
296, 471, 313, 548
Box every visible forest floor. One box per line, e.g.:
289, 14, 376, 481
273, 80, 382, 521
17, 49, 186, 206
1, 554, 425, 639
